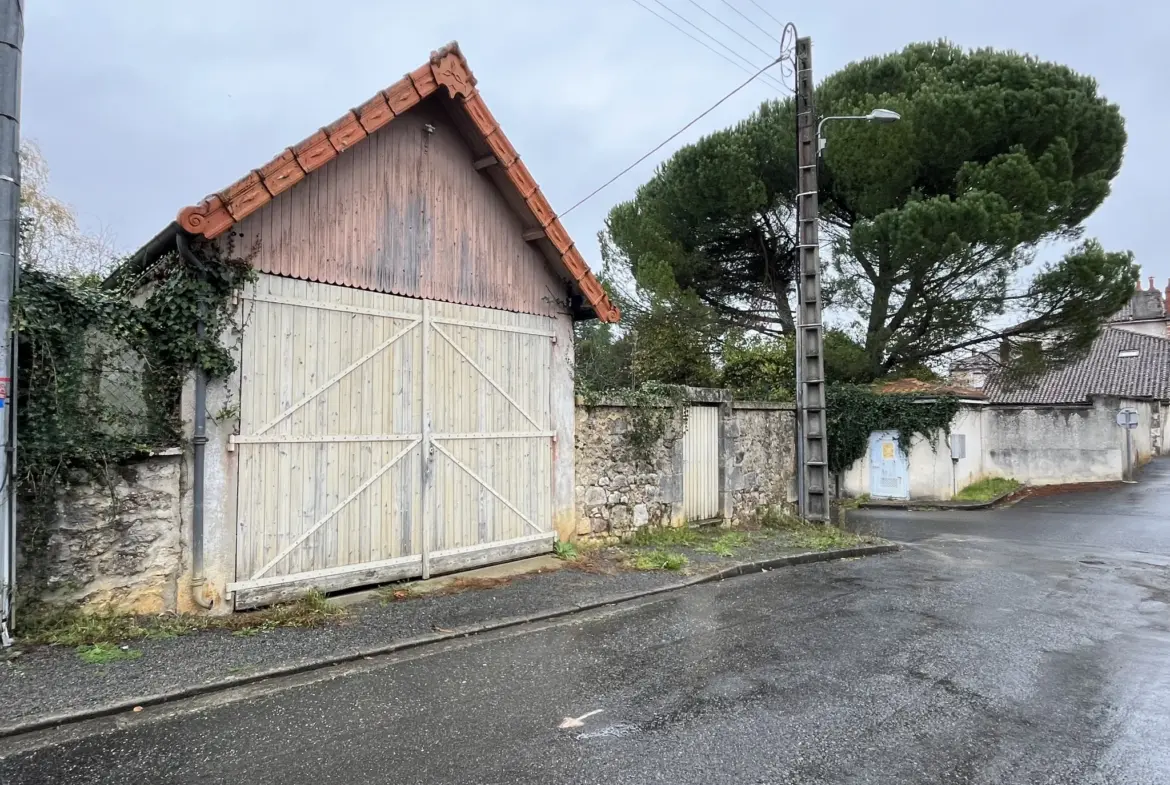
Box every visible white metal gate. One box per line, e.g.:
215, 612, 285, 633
229, 275, 555, 607
682, 405, 720, 521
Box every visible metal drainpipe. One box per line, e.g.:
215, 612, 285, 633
176, 233, 213, 610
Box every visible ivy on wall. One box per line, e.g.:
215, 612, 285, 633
578, 381, 690, 463
13, 237, 256, 565
825, 385, 961, 475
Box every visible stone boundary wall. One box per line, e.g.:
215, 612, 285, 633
574, 391, 796, 537
18, 452, 185, 613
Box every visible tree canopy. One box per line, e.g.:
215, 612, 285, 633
600, 41, 1136, 381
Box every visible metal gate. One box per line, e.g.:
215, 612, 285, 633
229, 275, 555, 607
682, 405, 720, 521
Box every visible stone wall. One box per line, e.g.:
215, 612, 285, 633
574, 394, 796, 536
573, 404, 685, 536
19, 453, 184, 613
725, 403, 797, 525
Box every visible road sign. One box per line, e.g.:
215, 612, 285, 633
1115, 409, 1140, 430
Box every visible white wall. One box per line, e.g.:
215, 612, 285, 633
1126, 399, 1155, 468
839, 396, 1164, 499
1155, 403, 1167, 457
839, 441, 871, 499
839, 405, 986, 500
908, 407, 984, 499
982, 398, 1138, 485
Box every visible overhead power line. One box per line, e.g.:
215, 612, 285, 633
657, 0, 792, 95
561, 54, 784, 217
646, 0, 791, 95
639, 0, 790, 95
719, 0, 782, 44
683, 0, 776, 61
746, 0, 783, 26
629, 0, 786, 94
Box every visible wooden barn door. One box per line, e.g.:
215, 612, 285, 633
423, 300, 556, 576
229, 275, 554, 608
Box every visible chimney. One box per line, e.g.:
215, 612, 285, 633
1165, 279, 1170, 317
1150, 276, 1156, 291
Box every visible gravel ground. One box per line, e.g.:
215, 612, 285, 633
0, 530, 851, 732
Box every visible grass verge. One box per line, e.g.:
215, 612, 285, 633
954, 477, 1020, 502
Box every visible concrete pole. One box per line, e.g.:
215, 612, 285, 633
0, 0, 22, 646
794, 37, 830, 521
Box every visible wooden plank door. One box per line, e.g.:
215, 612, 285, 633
230, 276, 424, 607
422, 299, 556, 577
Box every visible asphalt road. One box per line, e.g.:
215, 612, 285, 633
4, 462, 1169, 784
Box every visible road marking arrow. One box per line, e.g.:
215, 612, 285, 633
558, 709, 604, 729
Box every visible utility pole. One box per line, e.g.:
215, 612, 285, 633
793, 37, 829, 522
0, 0, 22, 646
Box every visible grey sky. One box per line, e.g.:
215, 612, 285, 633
22, 0, 1170, 292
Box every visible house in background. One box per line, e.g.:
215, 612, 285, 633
1109, 277, 1170, 338
842, 278, 1170, 501
973, 327, 1169, 482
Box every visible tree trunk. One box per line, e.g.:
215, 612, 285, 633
773, 285, 795, 334
863, 277, 892, 380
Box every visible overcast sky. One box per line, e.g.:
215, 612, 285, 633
21, 0, 1170, 294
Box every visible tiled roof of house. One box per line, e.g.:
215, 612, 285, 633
170, 42, 619, 322
984, 328, 1170, 404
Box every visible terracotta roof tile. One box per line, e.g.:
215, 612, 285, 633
325, 111, 367, 153
258, 149, 305, 197
173, 41, 618, 322
875, 378, 986, 399
408, 64, 439, 98
356, 93, 393, 133
293, 129, 336, 173
384, 77, 422, 115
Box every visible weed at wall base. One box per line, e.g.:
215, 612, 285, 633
631, 550, 688, 571
17, 589, 344, 648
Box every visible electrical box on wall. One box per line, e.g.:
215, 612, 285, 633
950, 434, 966, 460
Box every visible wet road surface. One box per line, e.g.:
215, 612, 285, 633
4, 461, 1169, 784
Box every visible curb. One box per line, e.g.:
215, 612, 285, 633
858, 489, 1019, 511
0, 543, 899, 741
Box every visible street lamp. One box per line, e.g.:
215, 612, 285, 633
816, 109, 900, 155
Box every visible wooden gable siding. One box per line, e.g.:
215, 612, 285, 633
225, 100, 566, 318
